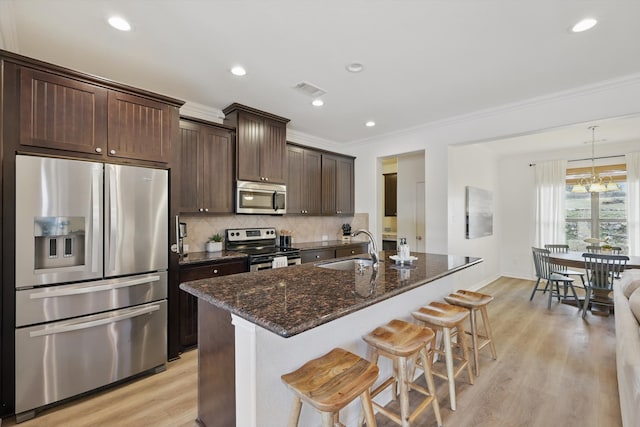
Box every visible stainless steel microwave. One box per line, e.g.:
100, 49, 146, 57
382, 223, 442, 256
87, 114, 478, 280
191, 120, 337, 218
236, 180, 286, 215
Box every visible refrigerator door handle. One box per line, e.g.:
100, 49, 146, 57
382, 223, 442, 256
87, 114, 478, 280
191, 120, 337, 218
91, 166, 101, 273
29, 275, 161, 300
108, 167, 118, 273
28, 304, 161, 338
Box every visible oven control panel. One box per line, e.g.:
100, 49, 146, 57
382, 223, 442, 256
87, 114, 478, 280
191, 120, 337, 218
226, 227, 277, 242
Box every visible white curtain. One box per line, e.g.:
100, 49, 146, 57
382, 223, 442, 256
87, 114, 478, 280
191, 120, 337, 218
535, 160, 567, 248
626, 152, 640, 256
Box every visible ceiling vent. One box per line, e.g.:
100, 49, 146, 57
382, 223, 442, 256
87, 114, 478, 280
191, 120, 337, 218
293, 81, 327, 98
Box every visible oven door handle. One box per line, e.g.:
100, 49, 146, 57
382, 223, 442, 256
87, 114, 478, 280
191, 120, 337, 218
29, 275, 161, 300
28, 304, 160, 338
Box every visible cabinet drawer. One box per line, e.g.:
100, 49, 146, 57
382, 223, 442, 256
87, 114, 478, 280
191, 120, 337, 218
335, 244, 367, 258
300, 248, 335, 264
180, 259, 247, 282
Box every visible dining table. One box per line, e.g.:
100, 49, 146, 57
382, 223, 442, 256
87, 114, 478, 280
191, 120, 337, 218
548, 251, 640, 270
548, 250, 639, 316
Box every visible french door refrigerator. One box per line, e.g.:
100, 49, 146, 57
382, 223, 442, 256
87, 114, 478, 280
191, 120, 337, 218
14, 155, 168, 421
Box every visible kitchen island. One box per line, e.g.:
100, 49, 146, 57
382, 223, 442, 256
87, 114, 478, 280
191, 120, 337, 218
180, 251, 482, 427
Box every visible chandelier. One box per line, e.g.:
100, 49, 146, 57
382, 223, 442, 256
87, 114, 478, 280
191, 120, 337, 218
571, 126, 620, 193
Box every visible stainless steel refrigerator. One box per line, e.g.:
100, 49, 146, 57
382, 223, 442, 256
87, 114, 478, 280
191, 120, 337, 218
14, 155, 168, 421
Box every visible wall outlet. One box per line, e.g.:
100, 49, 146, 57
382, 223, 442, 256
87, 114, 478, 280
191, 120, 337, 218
322, 235, 328, 241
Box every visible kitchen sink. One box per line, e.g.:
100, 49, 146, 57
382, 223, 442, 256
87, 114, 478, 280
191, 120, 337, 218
317, 258, 375, 271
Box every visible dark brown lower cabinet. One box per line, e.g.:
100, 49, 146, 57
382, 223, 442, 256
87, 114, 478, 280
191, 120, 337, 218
300, 242, 368, 264
178, 258, 247, 350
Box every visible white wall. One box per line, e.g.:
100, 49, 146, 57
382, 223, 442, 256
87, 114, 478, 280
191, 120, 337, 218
343, 75, 640, 290
448, 144, 501, 288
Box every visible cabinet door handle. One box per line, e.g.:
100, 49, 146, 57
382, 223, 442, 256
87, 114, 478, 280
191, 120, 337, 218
109, 149, 116, 155
351, 250, 355, 254
95, 147, 102, 153
213, 269, 219, 274
315, 255, 320, 259
199, 208, 204, 212
204, 208, 209, 212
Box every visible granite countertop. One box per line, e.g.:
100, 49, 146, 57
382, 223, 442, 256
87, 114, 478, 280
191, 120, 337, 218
179, 250, 248, 266
180, 251, 482, 337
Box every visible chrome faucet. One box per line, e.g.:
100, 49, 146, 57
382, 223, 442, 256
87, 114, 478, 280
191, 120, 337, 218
352, 229, 380, 267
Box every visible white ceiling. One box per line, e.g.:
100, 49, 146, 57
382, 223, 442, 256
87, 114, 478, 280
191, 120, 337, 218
2, 0, 640, 147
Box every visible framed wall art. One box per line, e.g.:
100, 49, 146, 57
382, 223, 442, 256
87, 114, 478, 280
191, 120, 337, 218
465, 186, 493, 239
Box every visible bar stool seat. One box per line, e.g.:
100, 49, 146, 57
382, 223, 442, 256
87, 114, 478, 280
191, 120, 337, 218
281, 347, 379, 427
412, 301, 474, 411
362, 319, 442, 427
444, 290, 497, 376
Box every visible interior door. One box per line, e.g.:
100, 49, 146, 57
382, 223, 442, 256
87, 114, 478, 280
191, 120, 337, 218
416, 181, 426, 252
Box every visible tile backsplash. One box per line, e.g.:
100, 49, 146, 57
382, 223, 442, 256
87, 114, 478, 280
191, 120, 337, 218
181, 213, 369, 253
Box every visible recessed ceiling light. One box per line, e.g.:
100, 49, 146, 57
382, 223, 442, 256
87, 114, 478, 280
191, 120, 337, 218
346, 62, 364, 73
311, 99, 324, 107
572, 18, 597, 33
365, 121, 376, 127
230, 66, 247, 76
108, 16, 131, 32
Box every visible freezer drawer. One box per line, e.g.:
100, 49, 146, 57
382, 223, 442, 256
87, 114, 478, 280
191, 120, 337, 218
15, 300, 167, 414
16, 272, 167, 327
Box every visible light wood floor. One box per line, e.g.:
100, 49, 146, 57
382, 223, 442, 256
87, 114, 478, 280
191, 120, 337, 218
2, 277, 621, 427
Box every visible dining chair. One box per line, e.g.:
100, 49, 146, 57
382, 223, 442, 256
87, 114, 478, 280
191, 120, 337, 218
544, 244, 586, 287
531, 247, 580, 310
585, 245, 622, 255
581, 253, 629, 318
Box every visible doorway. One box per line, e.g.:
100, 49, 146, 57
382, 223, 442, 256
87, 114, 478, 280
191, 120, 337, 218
378, 151, 426, 252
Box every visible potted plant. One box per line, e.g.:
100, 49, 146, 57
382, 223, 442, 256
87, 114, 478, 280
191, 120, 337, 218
206, 233, 223, 253
601, 244, 613, 253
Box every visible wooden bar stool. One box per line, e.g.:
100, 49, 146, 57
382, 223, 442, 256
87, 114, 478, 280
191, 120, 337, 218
444, 290, 497, 377
361, 319, 442, 427
412, 301, 474, 411
281, 347, 379, 427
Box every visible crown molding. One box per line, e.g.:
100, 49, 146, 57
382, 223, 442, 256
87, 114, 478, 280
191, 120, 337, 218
286, 128, 342, 151
180, 101, 225, 124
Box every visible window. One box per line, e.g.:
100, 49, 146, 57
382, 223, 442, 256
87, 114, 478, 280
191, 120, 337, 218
565, 164, 627, 252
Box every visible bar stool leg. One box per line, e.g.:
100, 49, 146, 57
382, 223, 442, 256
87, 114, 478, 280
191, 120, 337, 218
420, 348, 442, 427
469, 308, 480, 377
288, 397, 302, 427
480, 306, 497, 360
360, 389, 377, 427
442, 326, 457, 411
398, 356, 410, 427
458, 322, 475, 385
321, 411, 333, 427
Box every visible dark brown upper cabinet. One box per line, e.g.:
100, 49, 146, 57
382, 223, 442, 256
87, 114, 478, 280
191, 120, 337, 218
19, 68, 108, 155
18, 63, 180, 164
322, 153, 355, 216
178, 119, 235, 214
107, 92, 172, 163
384, 173, 397, 216
223, 103, 289, 184
287, 144, 322, 215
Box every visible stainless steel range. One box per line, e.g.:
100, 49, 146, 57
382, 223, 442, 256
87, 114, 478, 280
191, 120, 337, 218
225, 228, 301, 271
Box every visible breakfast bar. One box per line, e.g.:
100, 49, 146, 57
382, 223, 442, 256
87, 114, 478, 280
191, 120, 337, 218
180, 251, 482, 427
